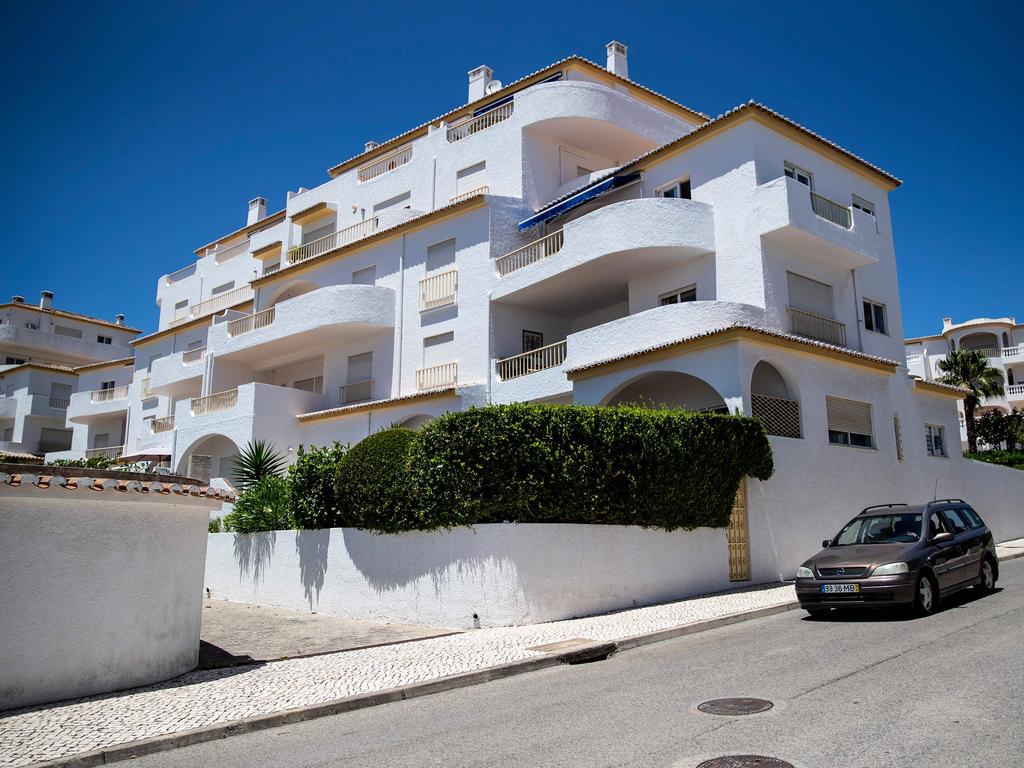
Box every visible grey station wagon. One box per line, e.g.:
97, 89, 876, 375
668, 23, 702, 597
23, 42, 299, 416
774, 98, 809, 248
796, 499, 999, 617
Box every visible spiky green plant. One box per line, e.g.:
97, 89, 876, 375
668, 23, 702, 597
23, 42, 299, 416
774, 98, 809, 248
223, 476, 292, 533
230, 440, 286, 491
936, 349, 1005, 453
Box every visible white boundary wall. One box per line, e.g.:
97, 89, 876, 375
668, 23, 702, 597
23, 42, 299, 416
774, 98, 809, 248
205, 524, 729, 629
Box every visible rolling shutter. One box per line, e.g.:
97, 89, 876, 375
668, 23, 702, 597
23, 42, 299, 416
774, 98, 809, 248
787, 272, 834, 317
826, 396, 873, 436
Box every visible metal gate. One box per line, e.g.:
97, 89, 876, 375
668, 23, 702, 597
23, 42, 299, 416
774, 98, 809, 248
727, 481, 751, 581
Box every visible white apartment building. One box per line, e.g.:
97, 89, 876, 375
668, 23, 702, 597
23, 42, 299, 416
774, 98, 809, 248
906, 316, 1024, 444
1, 293, 138, 459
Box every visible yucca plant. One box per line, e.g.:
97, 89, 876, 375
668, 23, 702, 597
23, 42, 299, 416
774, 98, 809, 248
231, 440, 286, 491
937, 349, 1005, 453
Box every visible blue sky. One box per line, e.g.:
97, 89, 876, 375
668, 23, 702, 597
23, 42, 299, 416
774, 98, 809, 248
2, 1, 1021, 337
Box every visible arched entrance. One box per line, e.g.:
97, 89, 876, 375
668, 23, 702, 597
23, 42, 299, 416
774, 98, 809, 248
177, 434, 242, 487
602, 371, 728, 413
749, 360, 801, 438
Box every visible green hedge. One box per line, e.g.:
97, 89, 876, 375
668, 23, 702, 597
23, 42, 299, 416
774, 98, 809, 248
289, 442, 348, 529
335, 428, 418, 532
967, 450, 1024, 471
407, 403, 773, 531
224, 475, 293, 533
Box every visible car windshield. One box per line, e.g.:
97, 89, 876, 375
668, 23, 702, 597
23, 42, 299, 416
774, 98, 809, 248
833, 513, 922, 545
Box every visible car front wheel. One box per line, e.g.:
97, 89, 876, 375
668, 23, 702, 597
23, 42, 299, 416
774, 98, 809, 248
913, 573, 939, 616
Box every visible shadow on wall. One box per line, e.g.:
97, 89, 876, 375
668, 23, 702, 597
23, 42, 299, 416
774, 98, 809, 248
233, 532, 276, 583
296, 529, 330, 610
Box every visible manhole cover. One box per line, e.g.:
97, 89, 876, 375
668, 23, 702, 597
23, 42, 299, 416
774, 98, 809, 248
697, 757, 793, 768
697, 698, 774, 716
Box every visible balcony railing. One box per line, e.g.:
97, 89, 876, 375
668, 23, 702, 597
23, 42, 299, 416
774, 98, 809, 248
48, 396, 70, 410
495, 230, 564, 276
809, 191, 852, 229
151, 416, 175, 433
190, 286, 255, 319
416, 362, 457, 390
357, 145, 412, 183
449, 185, 488, 205
85, 445, 123, 460
1003, 345, 1024, 360
227, 307, 275, 337
165, 262, 197, 285
961, 347, 1001, 359
339, 379, 374, 405
1008, 385, 1024, 399
191, 388, 238, 415
182, 346, 207, 365
208, 238, 250, 262
788, 307, 847, 347
905, 354, 923, 367
446, 101, 514, 142
496, 341, 567, 381
287, 218, 379, 266
90, 385, 130, 403
419, 269, 458, 311
751, 393, 802, 439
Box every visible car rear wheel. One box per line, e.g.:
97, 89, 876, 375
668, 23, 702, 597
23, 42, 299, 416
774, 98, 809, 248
978, 556, 997, 593
912, 573, 938, 616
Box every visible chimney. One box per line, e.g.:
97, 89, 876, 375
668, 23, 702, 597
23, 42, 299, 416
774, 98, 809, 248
40, 290, 54, 310
942, 317, 953, 329
12, 295, 25, 304
364, 140, 379, 153
247, 197, 267, 226
606, 40, 628, 78
467, 65, 493, 102
116, 314, 126, 326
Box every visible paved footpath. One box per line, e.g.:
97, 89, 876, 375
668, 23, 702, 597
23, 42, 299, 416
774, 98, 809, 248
0, 583, 796, 767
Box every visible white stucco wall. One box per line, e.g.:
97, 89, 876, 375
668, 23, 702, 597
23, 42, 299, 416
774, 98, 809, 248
0, 485, 213, 710
204, 523, 728, 629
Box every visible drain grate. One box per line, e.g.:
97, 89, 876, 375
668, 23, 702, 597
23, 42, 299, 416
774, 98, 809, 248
697, 757, 794, 768
697, 698, 774, 716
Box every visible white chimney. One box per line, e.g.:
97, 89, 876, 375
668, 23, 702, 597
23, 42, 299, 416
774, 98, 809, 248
116, 314, 125, 326
12, 295, 25, 304
40, 290, 53, 310
247, 197, 267, 226
942, 317, 953, 329
467, 65, 493, 102
606, 40, 628, 78
364, 140, 379, 152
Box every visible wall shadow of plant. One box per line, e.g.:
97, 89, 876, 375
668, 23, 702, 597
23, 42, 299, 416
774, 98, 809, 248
296, 529, 330, 610
233, 531, 276, 584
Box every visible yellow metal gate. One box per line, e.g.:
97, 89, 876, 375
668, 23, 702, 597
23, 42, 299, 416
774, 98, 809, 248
727, 481, 751, 581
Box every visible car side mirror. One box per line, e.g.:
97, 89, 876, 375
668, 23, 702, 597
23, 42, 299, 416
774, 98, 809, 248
822, 539, 831, 548
932, 531, 953, 544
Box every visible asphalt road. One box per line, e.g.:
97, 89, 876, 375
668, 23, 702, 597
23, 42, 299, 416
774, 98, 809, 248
134, 558, 1024, 768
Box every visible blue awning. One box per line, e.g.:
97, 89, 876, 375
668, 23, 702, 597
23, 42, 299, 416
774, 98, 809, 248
519, 172, 641, 230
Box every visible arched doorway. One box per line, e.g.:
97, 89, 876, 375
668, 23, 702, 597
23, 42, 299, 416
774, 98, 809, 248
750, 361, 801, 438
177, 434, 242, 487
603, 371, 727, 412
959, 332, 999, 355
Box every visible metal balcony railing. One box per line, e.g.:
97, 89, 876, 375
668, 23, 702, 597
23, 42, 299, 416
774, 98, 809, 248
151, 416, 175, 433
751, 393, 802, 439
85, 445, 123, 460
227, 307, 275, 337
339, 379, 374, 405
48, 396, 70, 410
416, 362, 457, 390
90, 385, 130, 403
287, 218, 379, 265
809, 191, 852, 229
419, 269, 458, 311
495, 230, 564, 276
182, 346, 207, 365
787, 307, 847, 347
446, 101, 514, 142
357, 145, 413, 183
191, 389, 238, 415
496, 341, 567, 381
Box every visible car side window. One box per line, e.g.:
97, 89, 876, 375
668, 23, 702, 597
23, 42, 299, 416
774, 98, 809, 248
942, 508, 971, 536
959, 507, 984, 529
928, 512, 950, 538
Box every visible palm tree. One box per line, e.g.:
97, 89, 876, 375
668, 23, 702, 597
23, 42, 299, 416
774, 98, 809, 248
231, 440, 286, 491
936, 349, 1005, 453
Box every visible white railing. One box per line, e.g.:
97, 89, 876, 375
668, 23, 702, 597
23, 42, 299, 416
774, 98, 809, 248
495, 230, 564, 276
788, 307, 847, 347
447, 101, 514, 142
151, 416, 175, 433
449, 185, 489, 205
191, 388, 238, 415
90, 385, 130, 403
209, 238, 250, 262
809, 191, 852, 229
227, 307, 275, 337
85, 445, 123, 460
357, 145, 413, 183
190, 286, 255, 319
416, 362, 457, 390
182, 346, 207, 365
287, 218, 380, 265
905, 354, 923, 366
419, 269, 458, 311
751, 393, 802, 439
165, 262, 197, 284
496, 341, 567, 381
961, 347, 1001, 359
1002, 345, 1024, 360
48, 396, 70, 410
1008, 385, 1024, 399
339, 379, 374, 405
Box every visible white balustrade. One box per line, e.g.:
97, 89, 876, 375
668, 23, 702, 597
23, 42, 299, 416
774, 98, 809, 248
90, 385, 130, 403
1008, 384, 1024, 399
357, 145, 413, 183
419, 269, 458, 311
810, 191, 852, 229
496, 341, 567, 380
189, 286, 255, 319
151, 416, 175, 433
416, 362, 457, 390
446, 102, 514, 142
227, 307, 276, 337
287, 218, 380, 265
495, 230, 564, 275
449, 185, 488, 204
182, 346, 207, 365
191, 389, 238, 415
85, 445, 124, 460
1002, 345, 1024, 360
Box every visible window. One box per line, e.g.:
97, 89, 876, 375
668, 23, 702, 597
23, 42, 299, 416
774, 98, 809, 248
426, 239, 456, 272
456, 162, 486, 195
576, 165, 593, 178
211, 281, 235, 296
55, 325, 83, 339
925, 424, 947, 457
186, 339, 204, 351
522, 330, 544, 353
25, 321, 39, 330
959, 507, 985, 529
659, 285, 697, 306
92, 433, 111, 449
97, 335, 112, 345
373, 191, 411, 213
852, 195, 875, 216
2, 427, 12, 441
423, 331, 455, 365
784, 162, 813, 188
352, 265, 376, 286
787, 272, 834, 317
347, 352, 373, 383
293, 376, 324, 393
942, 508, 971, 535
928, 511, 950, 538
862, 300, 888, 335
174, 300, 189, 311
302, 222, 334, 244
656, 178, 692, 200
826, 395, 874, 448
100, 380, 116, 390
5, 356, 25, 365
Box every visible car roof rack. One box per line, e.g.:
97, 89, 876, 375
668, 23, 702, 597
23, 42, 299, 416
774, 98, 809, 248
927, 498, 966, 507
861, 503, 908, 513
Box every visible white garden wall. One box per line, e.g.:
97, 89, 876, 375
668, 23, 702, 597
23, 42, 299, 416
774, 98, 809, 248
205, 523, 729, 629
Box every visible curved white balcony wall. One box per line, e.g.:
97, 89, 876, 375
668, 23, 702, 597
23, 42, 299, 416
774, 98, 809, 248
492, 198, 715, 307
490, 359, 572, 405
0, 325, 132, 365
754, 175, 880, 269
564, 301, 768, 373
66, 388, 130, 423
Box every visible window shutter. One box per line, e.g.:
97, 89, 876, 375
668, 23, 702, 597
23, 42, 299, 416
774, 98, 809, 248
826, 396, 873, 436
347, 352, 373, 383
787, 272, 834, 318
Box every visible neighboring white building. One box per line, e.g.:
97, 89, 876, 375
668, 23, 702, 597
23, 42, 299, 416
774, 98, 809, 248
905, 316, 1024, 444
1, 292, 139, 459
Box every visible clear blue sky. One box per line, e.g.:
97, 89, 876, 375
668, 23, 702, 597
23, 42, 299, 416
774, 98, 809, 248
2, 1, 1021, 337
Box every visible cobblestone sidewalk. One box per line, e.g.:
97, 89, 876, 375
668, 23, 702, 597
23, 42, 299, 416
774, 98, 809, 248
0, 583, 795, 767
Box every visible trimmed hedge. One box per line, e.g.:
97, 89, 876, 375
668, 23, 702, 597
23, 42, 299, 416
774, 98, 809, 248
289, 442, 348, 529
335, 428, 418, 532
967, 450, 1024, 471
407, 403, 773, 531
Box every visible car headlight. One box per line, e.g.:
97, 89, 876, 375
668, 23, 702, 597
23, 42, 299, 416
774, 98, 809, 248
873, 562, 909, 576
796, 566, 814, 578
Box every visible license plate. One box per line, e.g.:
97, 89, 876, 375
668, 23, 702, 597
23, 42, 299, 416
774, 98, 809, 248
821, 583, 860, 593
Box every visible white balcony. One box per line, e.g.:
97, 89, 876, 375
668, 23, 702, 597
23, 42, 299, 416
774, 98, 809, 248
85, 445, 124, 460
175, 383, 323, 440
495, 341, 567, 381
1002, 346, 1024, 361
492, 197, 715, 314
287, 218, 379, 266
149, 348, 205, 397
339, 379, 374, 405
67, 387, 131, 423
1008, 384, 1024, 401
787, 307, 847, 347
357, 145, 412, 183
151, 416, 175, 433
0, 324, 133, 365
190, 389, 238, 416
755, 175, 880, 269
21, 394, 73, 419
207, 285, 395, 366
448, 186, 489, 205
419, 270, 458, 311
446, 102, 514, 143
416, 362, 457, 390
